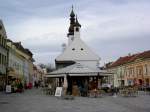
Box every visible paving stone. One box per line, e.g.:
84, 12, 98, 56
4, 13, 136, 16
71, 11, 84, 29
0, 88, 150, 112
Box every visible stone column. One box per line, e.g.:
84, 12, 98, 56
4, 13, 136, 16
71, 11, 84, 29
63, 74, 68, 96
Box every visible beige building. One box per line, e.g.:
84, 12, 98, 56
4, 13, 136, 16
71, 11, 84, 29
7, 40, 34, 86
0, 20, 8, 91
106, 51, 150, 87
0, 19, 34, 90
33, 65, 45, 86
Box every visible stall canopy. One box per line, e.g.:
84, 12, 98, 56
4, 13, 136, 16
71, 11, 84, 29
46, 63, 113, 77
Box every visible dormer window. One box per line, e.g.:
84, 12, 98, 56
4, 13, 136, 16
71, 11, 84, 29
76, 27, 79, 32
81, 48, 83, 50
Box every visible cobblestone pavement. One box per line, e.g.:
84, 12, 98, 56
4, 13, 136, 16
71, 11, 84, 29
0, 88, 150, 112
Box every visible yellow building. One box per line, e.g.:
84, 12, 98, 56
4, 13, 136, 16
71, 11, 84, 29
106, 51, 150, 87
124, 52, 150, 86
7, 40, 34, 86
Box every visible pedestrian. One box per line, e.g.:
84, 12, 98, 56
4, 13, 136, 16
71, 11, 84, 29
112, 87, 118, 98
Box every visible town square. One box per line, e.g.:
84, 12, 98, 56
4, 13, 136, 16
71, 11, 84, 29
0, 0, 150, 112
0, 88, 150, 112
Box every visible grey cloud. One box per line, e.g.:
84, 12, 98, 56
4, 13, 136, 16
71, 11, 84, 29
24, 42, 61, 53
1, 0, 150, 64
87, 35, 150, 65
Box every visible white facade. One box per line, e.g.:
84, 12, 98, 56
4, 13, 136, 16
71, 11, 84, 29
23, 60, 29, 83
7, 42, 24, 77
7, 41, 31, 84
56, 18, 100, 69
47, 8, 114, 92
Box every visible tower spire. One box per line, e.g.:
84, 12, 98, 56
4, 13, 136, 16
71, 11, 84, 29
75, 15, 81, 27
68, 5, 75, 36
70, 5, 75, 17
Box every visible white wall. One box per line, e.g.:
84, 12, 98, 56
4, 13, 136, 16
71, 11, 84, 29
77, 60, 99, 69
23, 60, 29, 83
9, 51, 24, 76
68, 35, 74, 45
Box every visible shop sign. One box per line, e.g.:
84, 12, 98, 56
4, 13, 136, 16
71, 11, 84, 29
6, 85, 11, 93
55, 87, 62, 97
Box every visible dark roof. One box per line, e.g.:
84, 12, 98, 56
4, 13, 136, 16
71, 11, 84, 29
7, 39, 13, 42
110, 55, 136, 67
136, 50, 150, 59
33, 65, 37, 70
68, 6, 76, 36
70, 6, 75, 17
108, 50, 150, 68
75, 17, 81, 27
25, 48, 33, 56
13, 42, 33, 57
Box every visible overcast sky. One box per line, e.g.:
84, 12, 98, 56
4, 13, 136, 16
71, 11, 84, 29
0, 0, 150, 66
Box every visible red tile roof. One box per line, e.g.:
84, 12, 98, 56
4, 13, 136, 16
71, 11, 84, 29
108, 50, 150, 68
137, 50, 150, 59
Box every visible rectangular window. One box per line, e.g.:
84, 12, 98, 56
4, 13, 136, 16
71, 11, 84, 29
3, 38, 5, 47
1, 54, 3, 65
3, 37, 6, 47
2, 37, 3, 46
136, 66, 143, 75
139, 69, 142, 75
0, 35, 2, 45
4, 56, 6, 66
145, 64, 148, 75
0, 53, 1, 64
132, 68, 134, 77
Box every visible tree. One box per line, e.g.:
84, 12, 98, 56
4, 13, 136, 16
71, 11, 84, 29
38, 63, 55, 73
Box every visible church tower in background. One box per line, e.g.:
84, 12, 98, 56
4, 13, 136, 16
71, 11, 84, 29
55, 7, 100, 69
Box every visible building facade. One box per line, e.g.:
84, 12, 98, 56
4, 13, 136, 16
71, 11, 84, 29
47, 7, 112, 96
106, 51, 150, 87
33, 65, 45, 86
55, 7, 100, 69
7, 40, 34, 86
0, 20, 8, 91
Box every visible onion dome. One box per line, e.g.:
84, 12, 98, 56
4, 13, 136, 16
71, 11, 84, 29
70, 5, 75, 17
68, 6, 75, 36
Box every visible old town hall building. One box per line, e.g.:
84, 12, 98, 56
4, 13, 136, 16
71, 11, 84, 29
47, 7, 112, 96
55, 7, 100, 69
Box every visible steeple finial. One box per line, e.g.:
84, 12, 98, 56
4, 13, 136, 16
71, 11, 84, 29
70, 5, 75, 17
68, 5, 76, 36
